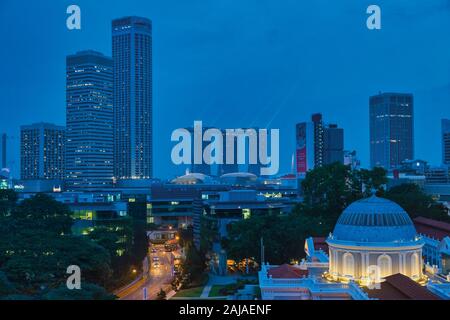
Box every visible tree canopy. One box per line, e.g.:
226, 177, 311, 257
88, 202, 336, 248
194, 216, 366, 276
0, 192, 115, 299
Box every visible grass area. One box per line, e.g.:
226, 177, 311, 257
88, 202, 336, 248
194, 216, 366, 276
173, 286, 204, 298
208, 285, 227, 297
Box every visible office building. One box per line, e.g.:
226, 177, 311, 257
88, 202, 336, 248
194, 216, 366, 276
312, 113, 324, 167
66, 50, 114, 189
442, 119, 450, 165
323, 124, 344, 165
295, 122, 315, 175
20, 123, 65, 180
1, 133, 6, 169
113, 16, 153, 179
296, 114, 344, 175
218, 130, 239, 175
370, 92, 414, 169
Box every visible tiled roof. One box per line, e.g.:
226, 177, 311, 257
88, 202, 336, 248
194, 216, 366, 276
366, 274, 441, 300
267, 264, 308, 279
414, 216, 450, 240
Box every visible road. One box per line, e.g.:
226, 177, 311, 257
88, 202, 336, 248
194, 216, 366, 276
117, 245, 175, 300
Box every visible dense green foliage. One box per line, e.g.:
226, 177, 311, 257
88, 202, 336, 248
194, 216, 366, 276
0, 192, 123, 299
0, 191, 170, 299
384, 183, 450, 222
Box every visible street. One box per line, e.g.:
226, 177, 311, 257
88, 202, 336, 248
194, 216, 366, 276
117, 245, 175, 300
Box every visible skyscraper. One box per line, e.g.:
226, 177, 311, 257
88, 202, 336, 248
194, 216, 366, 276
312, 113, 324, 168
187, 126, 212, 175
112, 16, 153, 179
295, 122, 314, 175
20, 123, 65, 180
1, 133, 6, 169
369, 92, 414, 169
66, 50, 114, 189
218, 130, 239, 175
323, 124, 344, 165
442, 119, 450, 166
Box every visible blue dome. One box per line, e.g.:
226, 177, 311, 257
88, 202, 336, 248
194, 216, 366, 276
332, 196, 417, 243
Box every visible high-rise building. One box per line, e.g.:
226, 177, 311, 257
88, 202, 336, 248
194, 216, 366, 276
112, 16, 153, 180
218, 130, 239, 175
187, 126, 212, 175
1, 133, 6, 169
369, 92, 414, 169
296, 114, 344, 176
20, 123, 65, 180
323, 124, 344, 165
66, 51, 114, 189
295, 122, 315, 175
442, 119, 450, 165
312, 113, 324, 168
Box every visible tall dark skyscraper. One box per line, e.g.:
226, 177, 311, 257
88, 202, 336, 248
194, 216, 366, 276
323, 124, 344, 165
442, 119, 450, 165
66, 51, 114, 189
369, 92, 414, 169
312, 113, 324, 168
20, 123, 65, 180
1, 133, 6, 169
112, 16, 153, 180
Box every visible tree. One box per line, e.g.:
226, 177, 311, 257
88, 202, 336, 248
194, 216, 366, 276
0, 271, 16, 296
225, 212, 331, 265
385, 183, 450, 222
0, 193, 114, 296
179, 225, 194, 248
358, 167, 388, 196
156, 288, 166, 300
43, 283, 116, 300
0, 189, 17, 217
301, 162, 362, 217
182, 243, 205, 282
11, 193, 72, 235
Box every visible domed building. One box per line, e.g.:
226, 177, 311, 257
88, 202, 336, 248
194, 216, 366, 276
327, 195, 425, 285
171, 173, 215, 185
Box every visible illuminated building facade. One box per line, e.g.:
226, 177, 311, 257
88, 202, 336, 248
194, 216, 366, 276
327, 196, 424, 284
66, 50, 114, 189
113, 16, 153, 179
20, 123, 65, 180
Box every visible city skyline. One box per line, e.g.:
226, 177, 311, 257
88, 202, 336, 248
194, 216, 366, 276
1, 1, 449, 179
1, 1, 450, 305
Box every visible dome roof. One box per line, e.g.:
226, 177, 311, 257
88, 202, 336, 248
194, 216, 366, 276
171, 173, 212, 184
331, 195, 417, 243
220, 172, 257, 179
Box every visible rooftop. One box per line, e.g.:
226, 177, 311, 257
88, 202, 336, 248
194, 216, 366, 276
366, 274, 440, 300
331, 195, 417, 243
267, 264, 309, 279
414, 216, 450, 240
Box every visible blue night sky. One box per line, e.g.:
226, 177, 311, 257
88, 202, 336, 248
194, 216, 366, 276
0, 0, 449, 179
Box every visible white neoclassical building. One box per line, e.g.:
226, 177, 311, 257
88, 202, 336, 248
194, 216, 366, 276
327, 195, 425, 285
